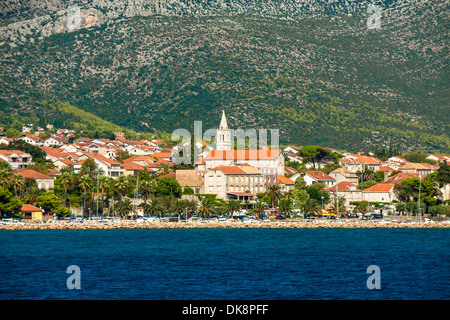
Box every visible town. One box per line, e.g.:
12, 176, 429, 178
0, 111, 449, 225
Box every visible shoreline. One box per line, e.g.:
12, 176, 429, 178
1, 220, 449, 230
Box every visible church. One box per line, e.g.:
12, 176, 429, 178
199, 110, 285, 186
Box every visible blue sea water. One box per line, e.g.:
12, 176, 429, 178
0, 228, 448, 300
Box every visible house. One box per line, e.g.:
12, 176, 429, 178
128, 146, 155, 156
91, 154, 125, 178
329, 168, 359, 185
203, 164, 265, 200
277, 175, 295, 193
20, 204, 43, 220
382, 172, 425, 185
123, 156, 157, 168
363, 183, 397, 203
0, 150, 34, 170
123, 162, 146, 176
388, 156, 409, 166
283, 146, 300, 154
0, 137, 14, 145
399, 163, 433, 177
18, 134, 43, 146
15, 168, 54, 190
152, 152, 173, 162
325, 181, 362, 208
43, 136, 66, 147
303, 170, 335, 187
175, 170, 206, 195
426, 154, 450, 163
345, 156, 382, 172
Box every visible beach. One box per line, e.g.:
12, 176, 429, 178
1, 219, 449, 230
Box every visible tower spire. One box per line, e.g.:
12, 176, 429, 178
219, 110, 228, 130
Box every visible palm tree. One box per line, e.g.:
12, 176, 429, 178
10, 173, 24, 197
199, 198, 215, 218
356, 165, 375, 184
160, 163, 171, 176
222, 199, 241, 219
140, 179, 155, 205
278, 198, 294, 219
303, 198, 320, 217
251, 201, 267, 219
144, 198, 163, 217
267, 184, 281, 209
355, 201, 369, 218
61, 172, 71, 207
173, 199, 184, 219
114, 174, 130, 203
98, 175, 110, 206
79, 174, 93, 214
118, 198, 133, 219
0, 168, 12, 188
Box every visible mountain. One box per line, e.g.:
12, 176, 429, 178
0, 0, 449, 152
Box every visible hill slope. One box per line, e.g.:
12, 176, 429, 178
0, 0, 448, 152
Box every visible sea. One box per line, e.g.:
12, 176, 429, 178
0, 228, 449, 300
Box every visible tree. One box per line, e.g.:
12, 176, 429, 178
199, 197, 215, 218
355, 201, 369, 218
278, 198, 294, 218
115, 175, 130, 203
154, 177, 181, 198
303, 198, 320, 216
0, 186, 22, 217
98, 175, 110, 207
251, 201, 267, 219
221, 199, 241, 219
140, 179, 155, 204
393, 177, 436, 203
435, 162, 450, 188
356, 165, 376, 184
144, 198, 163, 217
395, 203, 406, 215
10, 173, 24, 197
36, 192, 70, 215
0, 168, 12, 189
79, 174, 93, 213
60, 172, 71, 207
305, 183, 330, 204
298, 146, 338, 169
118, 198, 133, 219
267, 185, 281, 209
4, 128, 19, 138
292, 176, 310, 210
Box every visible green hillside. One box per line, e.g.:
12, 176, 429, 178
0, 1, 448, 151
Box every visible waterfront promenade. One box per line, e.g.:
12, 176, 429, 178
1, 219, 449, 230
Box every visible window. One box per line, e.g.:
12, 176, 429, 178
209, 176, 213, 184
218, 176, 222, 184
209, 186, 213, 193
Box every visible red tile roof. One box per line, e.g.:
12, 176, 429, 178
14, 169, 52, 180
305, 170, 334, 181
205, 150, 281, 161
211, 166, 247, 175
364, 183, 395, 192
20, 204, 42, 212
325, 181, 357, 192
277, 175, 295, 185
